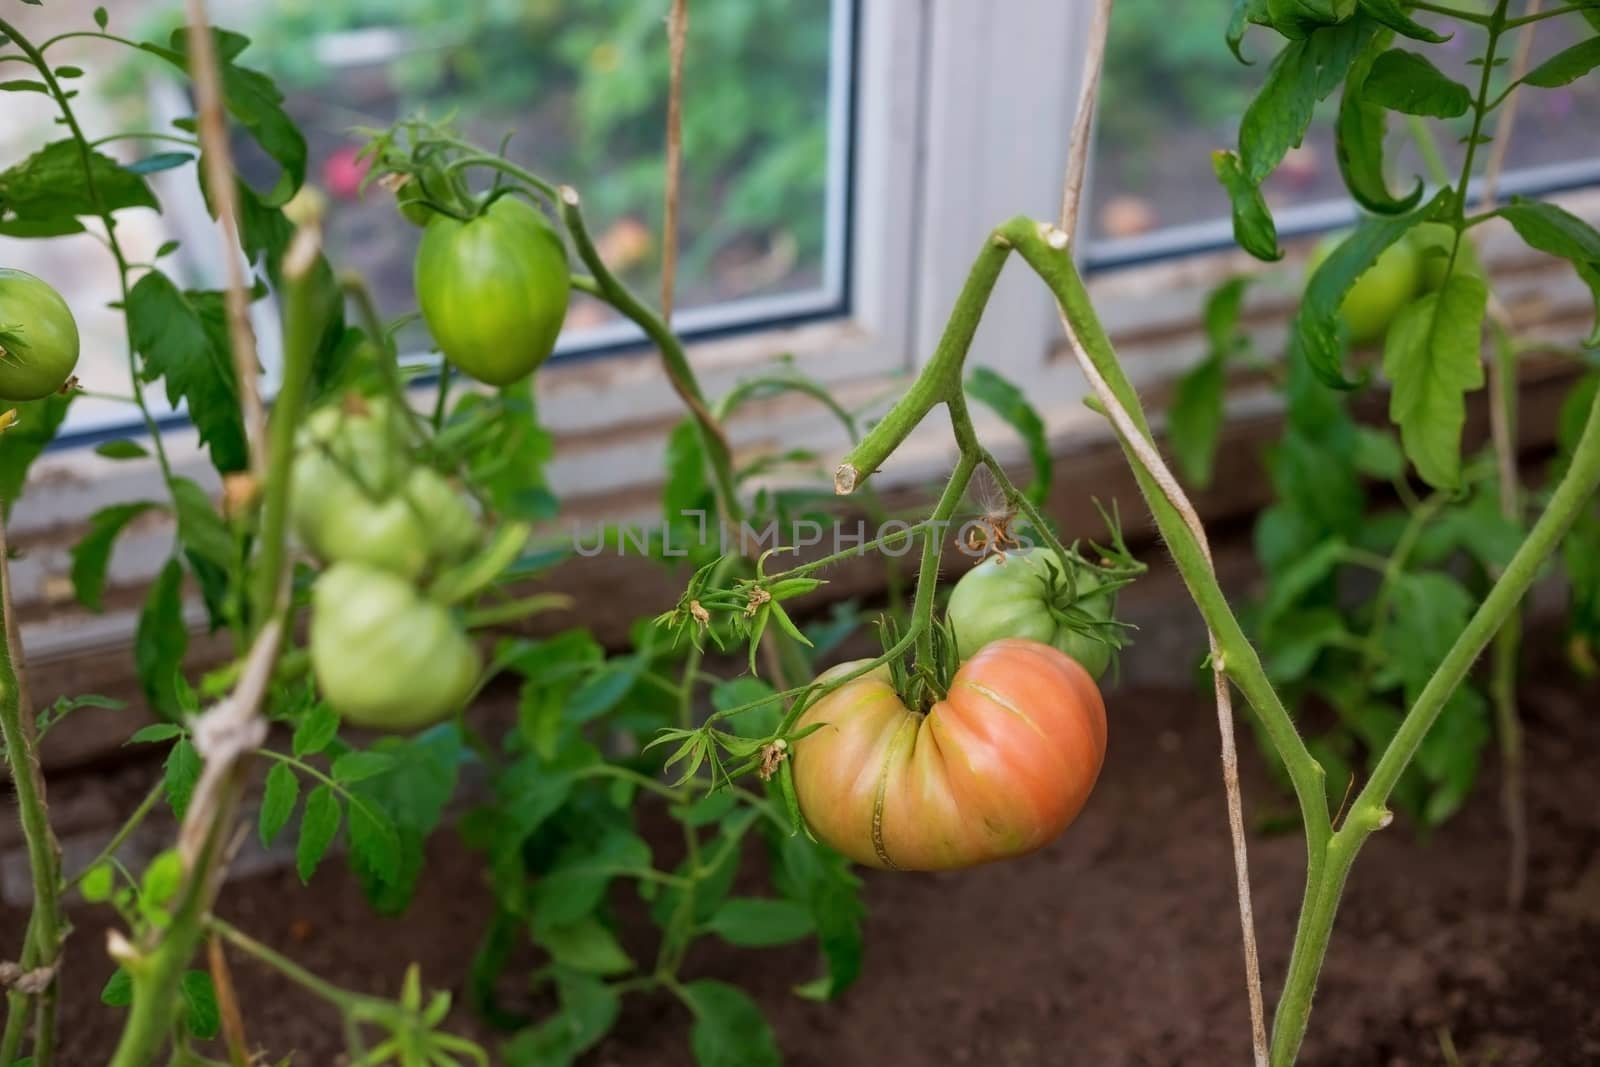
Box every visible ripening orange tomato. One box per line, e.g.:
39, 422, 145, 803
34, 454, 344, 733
790, 638, 1106, 871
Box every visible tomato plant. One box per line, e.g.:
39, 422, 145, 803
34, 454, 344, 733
791, 638, 1106, 870
415, 195, 572, 386
0, 268, 80, 402
1, 2, 1599, 1067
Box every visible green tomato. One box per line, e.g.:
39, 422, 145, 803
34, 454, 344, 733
310, 563, 481, 731
415, 196, 571, 386
1407, 222, 1484, 292
1306, 233, 1421, 345
0, 268, 80, 402
291, 400, 477, 577
945, 548, 1118, 680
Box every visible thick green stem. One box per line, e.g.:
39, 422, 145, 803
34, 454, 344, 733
250, 236, 321, 631
1269, 381, 1600, 1065
1003, 217, 1332, 847
0, 516, 63, 1067
837, 237, 1011, 492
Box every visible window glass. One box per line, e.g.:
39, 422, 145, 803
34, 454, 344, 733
0, 0, 848, 434
1090, 3, 1600, 246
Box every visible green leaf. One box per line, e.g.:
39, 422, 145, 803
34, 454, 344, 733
171, 476, 232, 574
1167, 355, 1226, 489
1264, 607, 1349, 682
965, 367, 1052, 504
135, 559, 188, 717
683, 980, 780, 1067
1494, 198, 1600, 346
93, 439, 149, 459
1382, 273, 1488, 489
0, 79, 49, 95
1351, 425, 1405, 479
259, 761, 299, 846
1379, 571, 1476, 694
180, 970, 220, 1040
1239, 18, 1375, 183
295, 784, 342, 883
0, 393, 72, 517
1363, 49, 1472, 117
94, 7, 109, 30
566, 660, 643, 725
1291, 189, 1448, 388
1213, 150, 1281, 261
140, 849, 183, 910
124, 152, 193, 176
139, 30, 306, 204
662, 416, 710, 522
536, 916, 634, 976
502, 970, 620, 1067
128, 722, 183, 745
292, 702, 339, 756
706, 897, 816, 947
164, 736, 200, 819
126, 272, 248, 473
1261, 537, 1347, 626
1336, 30, 1425, 215
331, 750, 397, 784
71, 501, 160, 612
0, 140, 158, 222
769, 831, 863, 999
101, 967, 133, 1007
529, 829, 653, 928
1416, 688, 1488, 826
1227, 0, 1273, 63
1496, 197, 1600, 261
346, 797, 401, 887
1355, 0, 1449, 43
347, 726, 463, 914
79, 862, 115, 903
1522, 36, 1600, 89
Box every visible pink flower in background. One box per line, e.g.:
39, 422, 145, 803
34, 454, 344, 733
322, 145, 370, 201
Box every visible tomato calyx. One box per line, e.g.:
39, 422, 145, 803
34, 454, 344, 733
1031, 552, 1136, 656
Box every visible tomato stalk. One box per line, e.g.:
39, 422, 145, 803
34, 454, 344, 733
0, 520, 64, 1067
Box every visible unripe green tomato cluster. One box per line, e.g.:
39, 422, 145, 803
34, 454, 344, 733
415, 196, 572, 387
293, 398, 482, 731
0, 268, 80, 402
945, 548, 1118, 680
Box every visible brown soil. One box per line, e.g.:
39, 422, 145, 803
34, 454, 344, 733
7, 662, 1599, 1066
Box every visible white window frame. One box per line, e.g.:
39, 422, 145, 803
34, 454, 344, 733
11, 0, 1600, 655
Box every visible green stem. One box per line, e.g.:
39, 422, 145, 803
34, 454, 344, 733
1002, 217, 1331, 842
431, 361, 451, 434
1443, 1, 1509, 282
836, 236, 1012, 491
1360, 492, 1446, 682
64, 782, 164, 892
1503, 3, 1581, 28
1405, 115, 1453, 188
911, 451, 979, 669
1268, 380, 1600, 1065
251, 238, 323, 631
556, 187, 743, 524
463, 593, 573, 630
205, 917, 365, 1012
0, 517, 63, 1067
1412, 1, 1492, 24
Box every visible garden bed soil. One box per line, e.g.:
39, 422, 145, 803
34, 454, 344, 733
8, 658, 1600, 1066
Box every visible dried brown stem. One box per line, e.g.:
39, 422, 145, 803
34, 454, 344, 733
661, 0, 689, 320
183, 0, 266, 474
